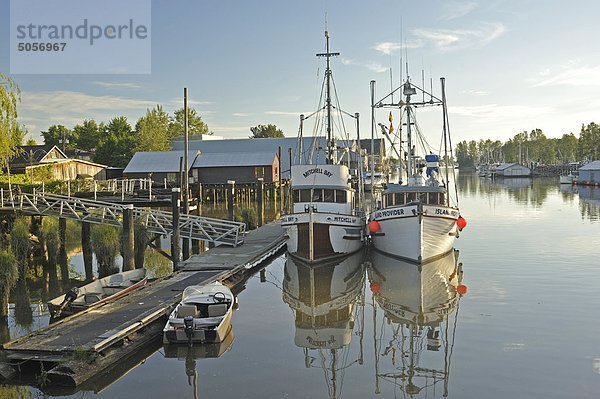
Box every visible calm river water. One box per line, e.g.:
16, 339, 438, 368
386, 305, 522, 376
4, 172, 600, 398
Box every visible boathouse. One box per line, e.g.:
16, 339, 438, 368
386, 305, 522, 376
578, 161, 600, 184
191, 152, 279, 184
9, 145, 107, 182
123, 150, 199, 183
493, 163, 531, 177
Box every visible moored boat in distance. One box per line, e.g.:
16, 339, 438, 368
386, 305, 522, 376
163, 281, 234, 345
47, 268, 147, 320
368, 77, 465, 264
282, 31, 365, 263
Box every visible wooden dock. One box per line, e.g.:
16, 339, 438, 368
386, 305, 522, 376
0, 221, 286, 387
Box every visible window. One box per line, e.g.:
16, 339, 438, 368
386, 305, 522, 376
255, 167, 265, 179
293, 190, 300, 203
323, 189, 334, 202
300, 189, 311, 202
335, 190, 347, 203
406, 192, 416, 203
167, 173, 177, 182
312, 189, 323, 202
394, 193, 404, 205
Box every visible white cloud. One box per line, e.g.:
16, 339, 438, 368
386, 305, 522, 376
373, 40, 422, 55
233, 112, 253, 117
411, 22, 506, 52
93, 81, 141, 89
264, 111, 305, 116
440, 1, 478, 21
531, 65, 600, 87
341, 58, 387, 73
459, 89, 489, 96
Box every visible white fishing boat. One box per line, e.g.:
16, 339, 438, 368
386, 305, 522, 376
368, 77, 466, 263
367, 248, 465, 397
559, 172, 577, 184
163, 281, 234, 345
47, 268, 147, 319
363, 171, 384, 192
282, 31, 365, 262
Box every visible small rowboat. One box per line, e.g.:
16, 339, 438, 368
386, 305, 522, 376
47, 269, 148, 319
163, 282, 234, 346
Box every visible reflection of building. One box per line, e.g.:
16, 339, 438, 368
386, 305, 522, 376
368, 249, 464, 397
282, 251, 365, 398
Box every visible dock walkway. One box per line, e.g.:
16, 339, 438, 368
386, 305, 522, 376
1, 221, 286, 386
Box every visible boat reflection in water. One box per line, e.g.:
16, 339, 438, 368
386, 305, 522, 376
163, 330, 235, 399
368, 249, 465, 397
282, 250, 366, 398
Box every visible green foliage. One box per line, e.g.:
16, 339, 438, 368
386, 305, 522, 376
143, 248, 172, 278
0, 249, 18, 317
25, 137, 37, 146
135, 105, 171, 152
73, 119, 101, 151
578, 122, 600, 161
10, 218, 30, 279
41, 124, 75, 151
168, 107, 210, 138
91, 224, 120, 277
94, 117, 136, 167
0, 73, 22, 170
235, 207, 257, 230
250, 124, 284, 138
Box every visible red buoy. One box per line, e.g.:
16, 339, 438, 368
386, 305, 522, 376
368, 220, 381, 233
456, 284, 468, 295
456, 216, 467, 230
370, 281, 381, 293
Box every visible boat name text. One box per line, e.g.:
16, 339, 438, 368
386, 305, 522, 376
374, 208, 405, 218
302, 168, 333, 178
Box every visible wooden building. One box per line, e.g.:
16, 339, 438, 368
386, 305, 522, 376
578, 160, 600, 184
493, 163, 531, 177
9, 145, 107, 182
191, 152, 279, 184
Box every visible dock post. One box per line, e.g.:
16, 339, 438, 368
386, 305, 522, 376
58, 218, 69, 286
278, 146, 283, 212
227, 180, 235, 221
81, 221, 93, 281
171, 188, 181, 270
122, 204, 135, 271
257, 178, 264, 227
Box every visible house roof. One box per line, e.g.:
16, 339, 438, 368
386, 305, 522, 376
123, 151, 200, 174
579, 160, 600, 170
495, 162, 529, 171
192, 152, 277, 168
10, 145, 67, 166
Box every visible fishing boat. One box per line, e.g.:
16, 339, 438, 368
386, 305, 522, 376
368, 77, 466, 263
367, 249, 465, 397
47, 268, 147, 319
282, 31, 365, 263
559, 172, 577, 184
163, 281, 234, 345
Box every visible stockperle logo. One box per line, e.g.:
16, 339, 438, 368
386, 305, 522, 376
10, 0, 151, 74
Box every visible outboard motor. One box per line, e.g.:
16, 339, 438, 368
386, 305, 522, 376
184, 315, 195, 346
54, 287, 79, 318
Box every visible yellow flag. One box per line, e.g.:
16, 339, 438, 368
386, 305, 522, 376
388, 111, 394, 134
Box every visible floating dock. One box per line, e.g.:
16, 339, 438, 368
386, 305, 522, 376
0, 221, 286, 387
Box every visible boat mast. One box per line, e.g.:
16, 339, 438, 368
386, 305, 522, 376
317, 31, 339, 164
404, 81, 414, 182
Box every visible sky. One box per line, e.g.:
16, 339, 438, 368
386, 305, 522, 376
1, 0, 600, 148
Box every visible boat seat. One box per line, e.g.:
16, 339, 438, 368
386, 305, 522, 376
177, 304, 198, 318
207, 303, 228, 317
84, 293, 103, 304
108, 274, 124, 286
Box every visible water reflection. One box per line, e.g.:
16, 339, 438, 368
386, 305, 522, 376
163, 331, 235, 399
367, 249, 464, 398
282, 251, 366, 398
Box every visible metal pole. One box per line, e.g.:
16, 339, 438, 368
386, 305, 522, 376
227, 180, 235, 221
356, 112, 363, 210
370, 80, 376, 196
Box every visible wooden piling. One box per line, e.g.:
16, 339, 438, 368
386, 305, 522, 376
171, 188, 181, 270
81, 222, 93, 281
227, 180, 235, 221
58, 218, 69, 285
121, 205, 135, 272
257, 179, 264, 227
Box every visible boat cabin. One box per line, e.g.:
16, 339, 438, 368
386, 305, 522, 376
381, 185, 447, 208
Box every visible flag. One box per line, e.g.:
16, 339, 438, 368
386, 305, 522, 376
388, 111, 394, 134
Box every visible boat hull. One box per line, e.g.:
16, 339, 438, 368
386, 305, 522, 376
282, 211, 364, 262
163, 310, 232, 344
370, 204, 459, 263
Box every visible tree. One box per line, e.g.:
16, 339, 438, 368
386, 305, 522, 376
250, 124, 284, 138
94, 117, 136, 167
41, 124, 77, 151
73, 119, 102, 151
135, 105, 171, 152
25, 137, 37, 146
0, 73, 22, 176
168, 107, 210, 139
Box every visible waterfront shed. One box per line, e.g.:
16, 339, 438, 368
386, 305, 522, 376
494, 163, 531, 177
191, 152, 279, 184
123, 151, 200, 183
578, 160, 600, 184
